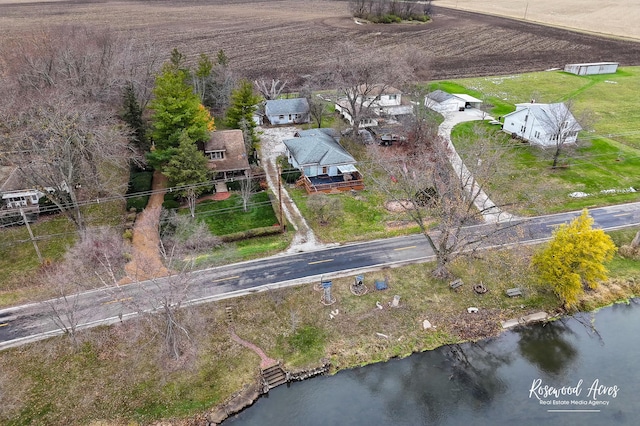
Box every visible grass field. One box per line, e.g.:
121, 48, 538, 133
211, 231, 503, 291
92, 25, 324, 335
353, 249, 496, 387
194, 192, 279, 236
452, 67, 640, 149
0, 199, 125, 307
441, 67, 640, 214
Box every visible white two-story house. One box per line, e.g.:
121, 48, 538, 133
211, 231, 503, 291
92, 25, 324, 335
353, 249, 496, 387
502, 102, 581, 148
335, 84, 413, 128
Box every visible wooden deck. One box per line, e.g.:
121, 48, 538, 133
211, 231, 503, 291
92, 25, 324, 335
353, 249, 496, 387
297, 176, 365, 193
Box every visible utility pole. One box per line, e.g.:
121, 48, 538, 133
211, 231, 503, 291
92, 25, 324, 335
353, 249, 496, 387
20, 208, 43, 263
277, 164, 285, 231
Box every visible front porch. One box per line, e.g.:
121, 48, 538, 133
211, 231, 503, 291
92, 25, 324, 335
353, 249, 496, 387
296, 172, 365, 194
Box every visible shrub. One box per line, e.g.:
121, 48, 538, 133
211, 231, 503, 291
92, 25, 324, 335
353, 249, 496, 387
276, 155, 301, 184
126, 195, 150, 212
160, 210, 223, 257
619, 245, 640, 259
307, 193, 343, 225
126, 170, 153, 211
220, 225, 283, 242
162, 193, 180, 210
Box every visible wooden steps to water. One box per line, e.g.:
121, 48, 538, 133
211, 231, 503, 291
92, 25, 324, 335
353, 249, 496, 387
261, 364, 288, 390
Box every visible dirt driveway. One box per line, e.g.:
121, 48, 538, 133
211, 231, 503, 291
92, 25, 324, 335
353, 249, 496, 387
120, 170, 171, 284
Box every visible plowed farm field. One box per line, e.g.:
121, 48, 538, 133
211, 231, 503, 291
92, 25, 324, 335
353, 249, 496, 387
1, 0, 639, 83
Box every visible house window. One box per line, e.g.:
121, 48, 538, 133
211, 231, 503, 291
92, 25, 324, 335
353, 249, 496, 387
534, 131, 540, 139
520, 125, 525, 132
209, 151, 224, 160
524, 115, 528, 122
388, 94, 397, 101
322, 166, 328, 175
279, 115, 285, 120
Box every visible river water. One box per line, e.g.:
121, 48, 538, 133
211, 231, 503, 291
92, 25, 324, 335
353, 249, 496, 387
224, 301, 639, 425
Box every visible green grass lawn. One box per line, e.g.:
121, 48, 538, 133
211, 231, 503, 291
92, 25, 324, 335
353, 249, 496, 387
452, 121, 640, 215
445, 67, 640, 215
288, 187, 421, 243
194, 192, 279, 236
448, 67, 640, 148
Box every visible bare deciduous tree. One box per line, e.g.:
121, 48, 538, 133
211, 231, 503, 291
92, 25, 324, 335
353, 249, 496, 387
1, 27, 160, 106
239, 172, 255, 213
8, 99, 130, 231
366, 115, 517, 278
254, 78, 287, 100
41, 227, 127, 346
116, 252, 204, 362
0, 26, 160, 231
329, 42, 415, 137
537, 100, 586, 168
300, 85, 330, 129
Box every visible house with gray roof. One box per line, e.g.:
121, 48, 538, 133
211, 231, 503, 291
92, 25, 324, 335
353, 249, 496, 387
502, 102, 581, 147
283, 130, 363, 193
264, 98, 310, 125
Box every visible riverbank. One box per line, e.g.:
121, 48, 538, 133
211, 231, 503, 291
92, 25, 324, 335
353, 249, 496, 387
0, 232, 638, 425
222, 299, 640, 426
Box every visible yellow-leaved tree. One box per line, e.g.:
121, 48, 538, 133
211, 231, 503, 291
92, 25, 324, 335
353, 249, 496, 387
532, 209, 617, 309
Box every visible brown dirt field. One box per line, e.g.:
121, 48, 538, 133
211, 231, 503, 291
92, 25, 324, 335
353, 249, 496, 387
1, 0, 639, 83
434, 0, 640, 41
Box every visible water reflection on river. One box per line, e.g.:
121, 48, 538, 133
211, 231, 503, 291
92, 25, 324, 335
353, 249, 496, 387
225, 301, 639, 425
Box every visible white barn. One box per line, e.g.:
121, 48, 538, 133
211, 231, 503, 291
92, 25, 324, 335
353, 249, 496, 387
564, 62, 619, 76
502, 103, 582, 148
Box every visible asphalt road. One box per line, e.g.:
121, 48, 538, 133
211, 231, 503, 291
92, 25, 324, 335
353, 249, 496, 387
1, 202, 639, 350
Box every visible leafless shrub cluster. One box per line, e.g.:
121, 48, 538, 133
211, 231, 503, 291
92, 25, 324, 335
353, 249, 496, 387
307, 193, 344, 226
39, 227, 127, 346
160, 209, 222, 259
350, 0, 432, 21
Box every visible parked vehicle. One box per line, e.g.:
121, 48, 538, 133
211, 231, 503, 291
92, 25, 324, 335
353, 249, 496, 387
358, 129, 375, 145
379, 133, 406, 146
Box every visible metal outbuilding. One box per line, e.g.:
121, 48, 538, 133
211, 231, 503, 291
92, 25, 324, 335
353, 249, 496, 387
564, 62, 619, 75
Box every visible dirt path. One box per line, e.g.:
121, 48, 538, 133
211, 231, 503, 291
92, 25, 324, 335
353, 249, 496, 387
120, 170, 172, 284
229, 327, 277, 369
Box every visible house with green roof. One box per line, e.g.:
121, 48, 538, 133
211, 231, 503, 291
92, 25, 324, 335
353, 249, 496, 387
283, 129, 363, 193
